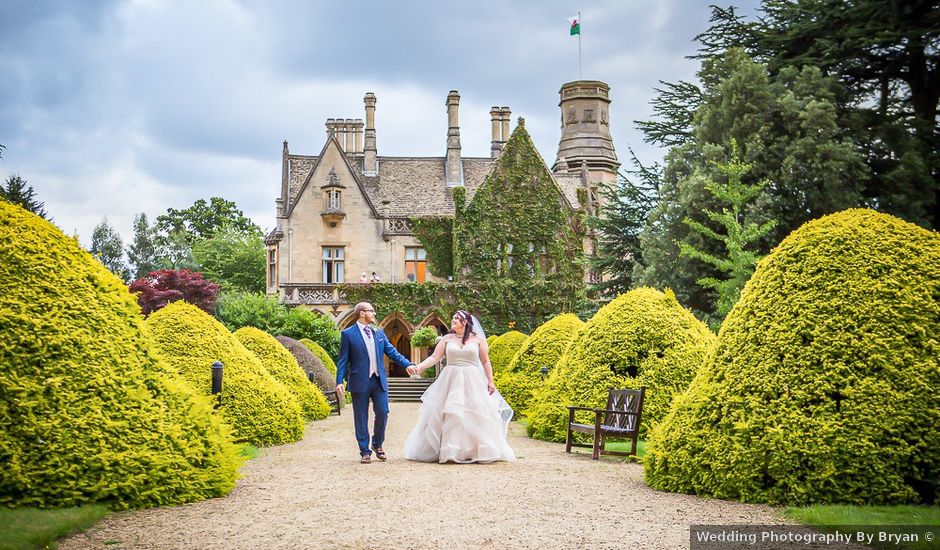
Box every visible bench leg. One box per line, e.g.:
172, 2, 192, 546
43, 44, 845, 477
592, 429, 601, 460
630, 436, 638, 461
565, 427, 573, 453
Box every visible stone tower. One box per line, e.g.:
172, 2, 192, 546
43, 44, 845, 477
553, 80, 619, 186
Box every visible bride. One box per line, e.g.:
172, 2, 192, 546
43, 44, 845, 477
403, 310, 516, 463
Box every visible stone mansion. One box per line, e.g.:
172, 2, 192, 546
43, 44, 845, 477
264, 80, 620, 362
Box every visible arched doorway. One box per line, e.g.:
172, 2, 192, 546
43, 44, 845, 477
379, 314, 413, 377
415, 314, 449, 377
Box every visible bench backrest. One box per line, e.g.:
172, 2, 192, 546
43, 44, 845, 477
603, 387, 645, 432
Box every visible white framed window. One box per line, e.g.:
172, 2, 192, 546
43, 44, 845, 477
322, 246, 345, 283
268, 248, 277, 286
326, 189, 342, 211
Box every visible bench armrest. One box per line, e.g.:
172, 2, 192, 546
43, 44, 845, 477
593, 409, 640, 416
566, 406, 595, 412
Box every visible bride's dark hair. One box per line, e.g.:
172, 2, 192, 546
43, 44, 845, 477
451, 310, 476, 346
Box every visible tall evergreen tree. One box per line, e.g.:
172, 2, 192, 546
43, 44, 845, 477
635, 48, 866, 321
678, 140, 776, 324
90, 218, 128, 281
588, 150, 659, 300
1, 174, 48, 219
695, 1, 939, 228
126, 213, 161, 280
156, 197, 261, 244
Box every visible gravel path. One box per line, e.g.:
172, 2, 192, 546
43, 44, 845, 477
62, 403, 789, 549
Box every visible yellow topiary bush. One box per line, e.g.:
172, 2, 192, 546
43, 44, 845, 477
145, 302, 304, 447
487, 330, 528, 377
644, 209, 940, 505
300, 337, 337, 378
526, 288, 715, 442
0, 202, 242, 509
235, 327, 330, 420
497, 314, 583, 417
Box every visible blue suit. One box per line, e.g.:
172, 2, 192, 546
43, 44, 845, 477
336, 323, 412, 457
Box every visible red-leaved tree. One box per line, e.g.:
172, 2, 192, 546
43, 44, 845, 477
129, 269, 220, 315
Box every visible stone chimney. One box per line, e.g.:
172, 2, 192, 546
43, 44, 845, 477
554, 80, 619, 183
279, 140, 289, 216
353, 118, 363, 153
363, 92, 378, 175
445, 90, 463, 186
500, 107, 511, 148
490, 106, 502, 157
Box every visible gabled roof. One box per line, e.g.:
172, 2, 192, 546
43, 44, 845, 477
286, 136, 380, 218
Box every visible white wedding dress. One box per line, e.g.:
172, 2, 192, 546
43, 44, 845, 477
403, 340, 516, 463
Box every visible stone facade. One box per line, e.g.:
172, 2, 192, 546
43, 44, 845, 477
265, 81, 620, 351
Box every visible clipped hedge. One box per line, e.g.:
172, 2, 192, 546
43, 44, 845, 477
146, 302, 304, 447
527, 288, 715, 442
644, 209, 940, 506
235, 328, 330, 420
277, 336, 334, 396
497, 314, 584, 416
300, 338, 337, 378
488, 331, 528, 377
0, 202, 241, 509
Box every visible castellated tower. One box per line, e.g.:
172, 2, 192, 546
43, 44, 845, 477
553, 80, 619, 187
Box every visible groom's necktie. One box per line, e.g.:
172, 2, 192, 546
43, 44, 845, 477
364, 326, 378, 378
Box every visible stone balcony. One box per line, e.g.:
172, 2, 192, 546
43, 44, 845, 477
281, 283, 358, 306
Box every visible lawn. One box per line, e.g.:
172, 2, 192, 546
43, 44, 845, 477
0, 505, 109, 550
785, 505, 940, 550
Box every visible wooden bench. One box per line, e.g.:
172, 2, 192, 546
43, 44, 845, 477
565, 387, 645, 461
324, 390, 342, 416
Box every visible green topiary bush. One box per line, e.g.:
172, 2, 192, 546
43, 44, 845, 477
526, 288, 715, 442
234, 327, 330, 420
277, 336, 334, 396
644, 209, 940, 506
300, 338, 337, 378
497, 314, 584, 416
487, 331, 528, 377
145, 301, 304, 447
0, 202, 242, 509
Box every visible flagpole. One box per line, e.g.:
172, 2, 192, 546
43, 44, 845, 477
578, 11, 582, 80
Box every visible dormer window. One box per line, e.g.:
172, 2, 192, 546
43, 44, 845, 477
326, 189, 342, 211
320, 167, 346, 227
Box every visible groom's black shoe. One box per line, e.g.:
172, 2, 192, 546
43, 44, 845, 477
360, 454, 371, 464
373, 447, 387, 461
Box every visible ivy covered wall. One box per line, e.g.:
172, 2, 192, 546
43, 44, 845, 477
355, 120, 587, 333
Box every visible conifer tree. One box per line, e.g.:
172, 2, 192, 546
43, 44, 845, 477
1, 174, 48, 219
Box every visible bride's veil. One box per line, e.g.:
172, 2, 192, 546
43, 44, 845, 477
470, 314, 515, 430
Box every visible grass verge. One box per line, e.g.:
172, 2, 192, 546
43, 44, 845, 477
0, 505, 109, 550
785, 505, 940, 550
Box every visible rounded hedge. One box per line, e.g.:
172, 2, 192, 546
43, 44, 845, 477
300, 337, 337, 378
277, 336, 334, 396
527, 288, 715, 442
0, 202, 241, 509
487, 331, 528, 377
644, 209, 940, 506
234, 328, 330, 420
497, 314, 584, 416
145, 302, 304, 447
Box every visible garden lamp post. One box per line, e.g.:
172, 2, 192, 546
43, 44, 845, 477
540, 366, 549, 381
211, 361, 223, 409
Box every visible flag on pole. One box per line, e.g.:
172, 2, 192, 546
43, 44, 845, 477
567, 15, 580, 36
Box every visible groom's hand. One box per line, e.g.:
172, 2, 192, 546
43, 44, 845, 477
406, 366, 418, 376
335, 384, 345, 399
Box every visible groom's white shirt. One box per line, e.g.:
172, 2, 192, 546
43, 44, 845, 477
356, 321, 379, 377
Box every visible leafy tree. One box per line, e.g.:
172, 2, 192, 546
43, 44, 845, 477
1, 174, 47, 219
213, 292, 341, 358
156, 197, 261, 244
587, 149, 659, 300
158, 228, 200, 270
695, 1, 939, 228
635, 49, 867, 321
126, 213, 162, 280
192, 226, 266, 293
678, 140, 776, 323
129, 269, 220, 315
90, 218, 128, 281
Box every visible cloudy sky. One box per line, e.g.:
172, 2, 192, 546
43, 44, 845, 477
0, 0, 759, 246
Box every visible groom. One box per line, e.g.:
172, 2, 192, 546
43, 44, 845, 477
335, 302, 415, 463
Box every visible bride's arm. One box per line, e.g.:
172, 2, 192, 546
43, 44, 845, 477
413, 335, 449, 374
478, 337, 496, 392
